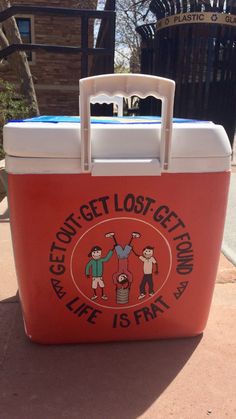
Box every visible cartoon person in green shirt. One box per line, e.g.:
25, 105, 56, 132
85, 246, 113, 301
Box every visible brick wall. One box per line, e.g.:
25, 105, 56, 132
2, 0, 98, 115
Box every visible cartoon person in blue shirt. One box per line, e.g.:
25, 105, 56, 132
105, 231, 141, 303
85, 246, 113, 301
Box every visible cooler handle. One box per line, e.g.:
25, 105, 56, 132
79, 73, 175, 174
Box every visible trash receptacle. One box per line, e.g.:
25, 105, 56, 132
3, 74, 231, 344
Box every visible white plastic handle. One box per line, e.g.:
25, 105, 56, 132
90, 95, 123, 117
79, 73, 175, 173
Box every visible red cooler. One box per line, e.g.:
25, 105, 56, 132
3, 74, 231, 344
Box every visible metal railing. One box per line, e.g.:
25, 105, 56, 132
137, 0, 236, 144
0, 3, 116, 78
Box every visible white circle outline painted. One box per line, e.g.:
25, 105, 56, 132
70, 217, 173, 310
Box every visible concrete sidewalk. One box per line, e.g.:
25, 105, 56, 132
0, 199, 236, 419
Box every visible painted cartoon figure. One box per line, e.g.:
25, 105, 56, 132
105, 232, 140, 304
114, 273, 130, 304
134, 246, 158, 299
85, 245, 113, 301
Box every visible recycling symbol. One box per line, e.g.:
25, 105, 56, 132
211, 14, 218, 22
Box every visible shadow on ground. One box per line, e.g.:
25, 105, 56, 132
0, 296, 202, 419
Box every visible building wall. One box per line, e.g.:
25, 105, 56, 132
3, 0, 98, 115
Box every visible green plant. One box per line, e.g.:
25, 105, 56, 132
0, 78, 34, 159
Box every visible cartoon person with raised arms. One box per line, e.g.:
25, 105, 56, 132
134, 245, 158, 299
85, 245, 113, 301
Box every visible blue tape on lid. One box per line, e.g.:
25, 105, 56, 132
10, 116, 209, 124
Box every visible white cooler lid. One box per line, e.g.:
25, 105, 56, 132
3, 116, 232, 174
